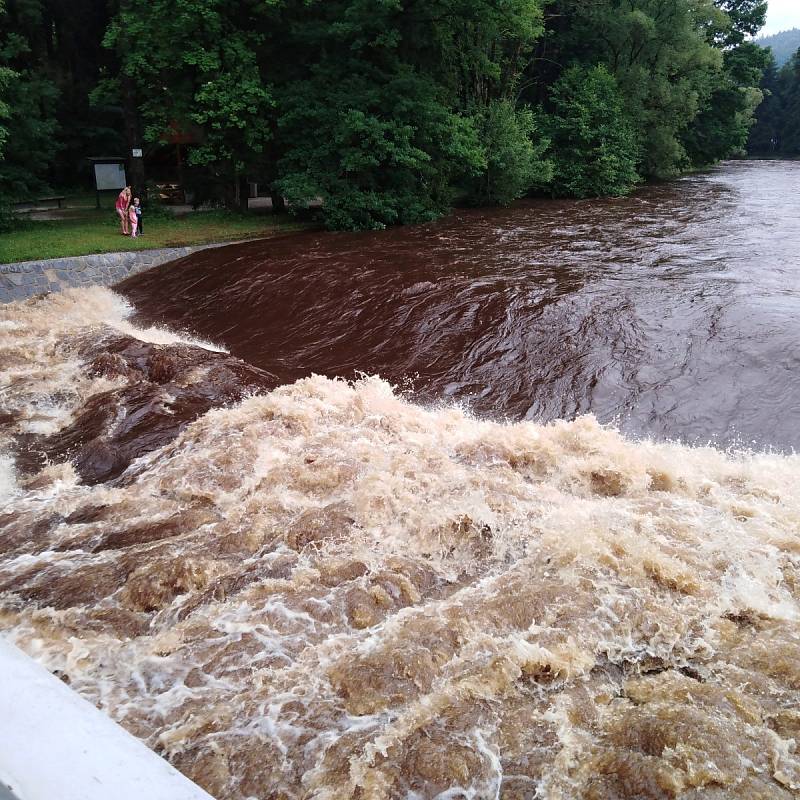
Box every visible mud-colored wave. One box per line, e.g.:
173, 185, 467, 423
1, 287, 799, 799
0, 287, 277, 487
120, 160, 800, 452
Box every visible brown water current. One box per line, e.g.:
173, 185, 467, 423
122, 160, 800, 451
1, 160, 799, 799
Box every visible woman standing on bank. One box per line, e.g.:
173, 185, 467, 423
115, 186, 131, 235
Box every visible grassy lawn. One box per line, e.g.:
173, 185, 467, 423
0, 202, 310, 264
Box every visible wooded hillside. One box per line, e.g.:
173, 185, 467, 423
756, 28, 800, 67
0, 0, 772, 230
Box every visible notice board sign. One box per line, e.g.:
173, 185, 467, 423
94, 162, 126, 191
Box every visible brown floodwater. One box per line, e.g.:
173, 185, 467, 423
121, 159, 800, 451
1, 161, 799, 800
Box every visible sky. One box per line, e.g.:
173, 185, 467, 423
762, 0, 800, 35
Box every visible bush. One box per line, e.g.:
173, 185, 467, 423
462, 101, 552, 206
545, 66, 641, 198
0, 199, 14, 234
276, 70, 485, 231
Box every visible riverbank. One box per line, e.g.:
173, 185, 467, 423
0, 205, 308, 264
0, 239, 299, 304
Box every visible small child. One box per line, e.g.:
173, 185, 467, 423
128, 202, 139, 238
133, 197, 143, 235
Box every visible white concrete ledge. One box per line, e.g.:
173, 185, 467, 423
0, 638, 214, 800
0, 243, 232, 304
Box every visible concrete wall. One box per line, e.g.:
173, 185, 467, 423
0, 638, 215, 800
0, 242, 230, 304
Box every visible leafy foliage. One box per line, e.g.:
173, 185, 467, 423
749, 48, 800, 156
566, 0, 723, 178
462, 101, 552, 206
713, 0, 768, 46
0, 60, 13, 161
274, 0, 554, 227
683, 42, 770, 165
0, 0, 774, 230
103, 0, 277, 207
545, 66, 640, 198
0, 1, 59, 200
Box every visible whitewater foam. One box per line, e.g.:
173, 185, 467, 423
0, 455, 17, 503
0, 288, 799, 799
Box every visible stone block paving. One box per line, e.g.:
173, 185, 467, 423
0, 243, 229, 304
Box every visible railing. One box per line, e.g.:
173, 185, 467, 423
0, 639, 215, 800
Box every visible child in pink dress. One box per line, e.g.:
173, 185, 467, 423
128, 203, 138, 238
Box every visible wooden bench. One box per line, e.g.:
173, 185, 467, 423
12, 196, 66, 211
37, 195, 66, 209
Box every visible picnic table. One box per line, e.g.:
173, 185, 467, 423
12, 196, 67, 211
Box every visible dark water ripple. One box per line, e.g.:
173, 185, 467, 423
120, 160, 800, 451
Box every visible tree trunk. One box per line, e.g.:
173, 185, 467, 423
228, 172, 250, 212
121, 75, 146, 200
270, 189, 286, 214
238, 174, 249, 213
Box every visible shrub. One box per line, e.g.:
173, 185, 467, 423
545, 66, 641, 198
462, 101, 552, 206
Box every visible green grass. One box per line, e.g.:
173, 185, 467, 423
0, 204, 310, 264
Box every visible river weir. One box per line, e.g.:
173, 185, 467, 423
1, 161, 799, 798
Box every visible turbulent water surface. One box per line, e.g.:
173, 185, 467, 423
1, 160, 799, 799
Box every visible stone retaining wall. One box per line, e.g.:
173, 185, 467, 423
0, 242, 232, 304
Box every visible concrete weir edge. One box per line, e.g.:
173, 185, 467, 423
0, 241, 236, 304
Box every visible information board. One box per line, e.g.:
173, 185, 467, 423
94, 162, 126, 191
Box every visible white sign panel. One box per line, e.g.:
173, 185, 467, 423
94, 162, 126, 191
132, 148, 143, 158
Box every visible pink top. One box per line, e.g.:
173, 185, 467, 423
116, 191, 129, 212
128, 205, 138, 223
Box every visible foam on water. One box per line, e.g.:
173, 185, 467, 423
0, 288, 226, 440
0, 455, 17, 503
1, 288, 799, 799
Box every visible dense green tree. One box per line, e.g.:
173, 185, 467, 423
0, 65, 13, 161
713, 0, 767, 46
682, 42, 769, 165
0, 1, 15, 231
535, 0, 766, 178
748, 48, 800, 156
533, 0, 726, 179
747, 55, 783, 153
103, 0, 278, 209
273, 4, 462, 228
545, 65, 640, 198
682, 1, 768, 165
276, 62, 485, 229
0, 0, 59, 198
776, 50, 800, 154
0, 0, 774, 230
429, 0, 552, 206
47, 0, 119, 184
461, 100, 552, 206
0, 1, 120, 191
275, 0, 552, 226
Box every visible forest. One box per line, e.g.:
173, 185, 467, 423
748, 47, 800, 155
0, 0, 779, 230
756, 26, 800, 66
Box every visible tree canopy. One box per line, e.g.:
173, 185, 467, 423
0, 0, 773, 230
748, 47, 800, 156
